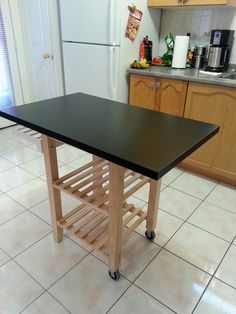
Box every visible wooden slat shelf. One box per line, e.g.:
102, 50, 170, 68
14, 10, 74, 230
53, 157, 150, 216
58, 201, 147, 256
15, 126, 62, 152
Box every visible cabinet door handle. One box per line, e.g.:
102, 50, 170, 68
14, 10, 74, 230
147, 81, 156, 88
177, 0, 183, 3
183, 0, 188, 3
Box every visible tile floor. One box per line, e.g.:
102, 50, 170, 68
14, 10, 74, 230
0, 125, 236, 314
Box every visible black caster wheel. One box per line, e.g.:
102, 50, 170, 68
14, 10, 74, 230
108, 269, 121, 281
145, 230, 156, 240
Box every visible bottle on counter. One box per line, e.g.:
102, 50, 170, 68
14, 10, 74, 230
186, 33, 193, 68
139, 40, 145, 60
143, 36, 152, 64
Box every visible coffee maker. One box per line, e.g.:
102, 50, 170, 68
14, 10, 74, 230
206, 29, 234, 72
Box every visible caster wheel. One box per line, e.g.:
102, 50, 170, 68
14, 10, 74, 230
145, 230, 156, 240
108, 269, 120, 281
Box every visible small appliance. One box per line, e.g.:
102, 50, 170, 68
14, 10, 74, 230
206, 29, 234, 72
192, 45, 207, 69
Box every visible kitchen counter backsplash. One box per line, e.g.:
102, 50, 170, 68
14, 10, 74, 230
158, 7, 236, 64
128, 66, 236, 88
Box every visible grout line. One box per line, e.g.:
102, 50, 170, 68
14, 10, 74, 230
105, 282, 133, 313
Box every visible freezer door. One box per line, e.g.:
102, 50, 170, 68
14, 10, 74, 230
63, 42, 119, 100
60, 0, 120, 45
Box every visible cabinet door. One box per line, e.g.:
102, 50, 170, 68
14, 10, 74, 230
156, 78, 187, 116
129, 74, 156, 110
148, 0, 183, 7
184, 82, 236, 177
183, 0, 227, 5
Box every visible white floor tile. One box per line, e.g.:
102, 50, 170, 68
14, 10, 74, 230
136, 250, 211, 314
0, 211, 51, 257
93, 232, 161, 282
20, 156, 63, 177
160, 186, 202, 220
57, 145, 87, 163
188, 202, 236, 242
132, 182, 166, 203
215, 245, 236, 289
30, 193, 81, 225
15, 234, 87, 289
22, 292, 69, 314
0, 137, 24, 154
7, 178, 48, 209
194, 278, 236, 314
127, 195, 147, 209
3, 146, 42, 166
161, 167, 183, 185
135, 209, 184, 247
109, 285, 174, 314
0, 156, 15, 173
170, 171, 217, 199
0, 194, 25, 224
166, 223, 229, 275
206, 183, 236, 214
0, 260, 44, 313
0, 167, 35, 192
40, 164, 75, 181
0, 248, 10, 266
68, 153, 92, 168
49, 254, 130, 314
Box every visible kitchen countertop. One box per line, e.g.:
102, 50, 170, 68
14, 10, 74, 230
128, 66, 236, 88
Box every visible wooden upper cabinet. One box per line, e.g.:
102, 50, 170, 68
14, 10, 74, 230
129, 74, 156, 110
148, 0, 236, 7
156, 78, 188, 116
184, 82, 236, 182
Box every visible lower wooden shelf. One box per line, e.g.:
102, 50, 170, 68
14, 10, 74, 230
58, 200, 147, 256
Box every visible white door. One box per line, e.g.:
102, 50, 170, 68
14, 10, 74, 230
18, 0, 63, 102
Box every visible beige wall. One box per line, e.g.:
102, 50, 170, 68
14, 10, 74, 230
158, 7, 236, 63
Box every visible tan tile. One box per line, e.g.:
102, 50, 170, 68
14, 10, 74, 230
136, 250, 211, 314
135, 209, 184, 247
109, 285, 174, 314
0, 194, 25, 224
170, 171, 217, 199
0, 167, 34, 192
15, 234, 87, 289
7, 178, 48, 209
22, 292, 69, 314
49, 254, 130, 314
160, 186, 201, 220
0, 211, 51, 257
206, 183, 236, 214
194, 278, 236, 314
0, 260, 44, 313
215, 245, 236, 288
188, 202, 236, 242
166, 223, 229, 274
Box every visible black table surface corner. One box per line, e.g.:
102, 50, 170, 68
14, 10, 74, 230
0, 92, 219, 180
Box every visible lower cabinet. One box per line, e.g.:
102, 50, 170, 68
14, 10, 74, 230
182, 82, 236, 184
129, 74, 188, 116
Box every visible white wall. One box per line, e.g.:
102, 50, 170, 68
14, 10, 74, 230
158, 6, 236, 63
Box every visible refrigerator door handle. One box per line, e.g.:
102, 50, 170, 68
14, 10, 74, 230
109, 0, 119, 45
109, 46, 115, 100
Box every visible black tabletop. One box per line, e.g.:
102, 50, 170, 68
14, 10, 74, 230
0, 93, 219, 180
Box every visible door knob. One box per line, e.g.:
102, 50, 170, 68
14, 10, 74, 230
42, 53, 51, 60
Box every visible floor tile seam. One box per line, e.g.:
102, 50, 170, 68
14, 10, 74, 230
105, 281, 133, 313
1, 143, 43, 163
186, 221, 233, 243
57, 152, 88, 165
2, 152, 44, 168
133, 282, 178, 314
28, 208, 53, 228
212, 276, 236, 291
11, 230, 52, 259
191, 233, 236, 313
0, 208, 28, 226
2, 174, 40, 194
63, 234, 92, 253
45, 290, 73, 314
162, 168, 185, 186
164, 184, 204, 201
18, 291, 48, 314
203, 199, 236, 216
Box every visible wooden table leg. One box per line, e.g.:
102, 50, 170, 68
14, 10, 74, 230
108, 162, 124, 280
146, 179, 161, 240
92, 155, 104, 195
42, 135, 63, 242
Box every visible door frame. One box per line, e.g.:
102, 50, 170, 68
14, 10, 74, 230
9, 0, 64, 104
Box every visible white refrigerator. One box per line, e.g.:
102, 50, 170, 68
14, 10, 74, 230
60, 0, 160, 103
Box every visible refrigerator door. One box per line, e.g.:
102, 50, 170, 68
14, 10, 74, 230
63, 42, 119, 99
60, 0, 120, 45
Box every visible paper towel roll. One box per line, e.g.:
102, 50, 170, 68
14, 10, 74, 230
172, 36, 189, 69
